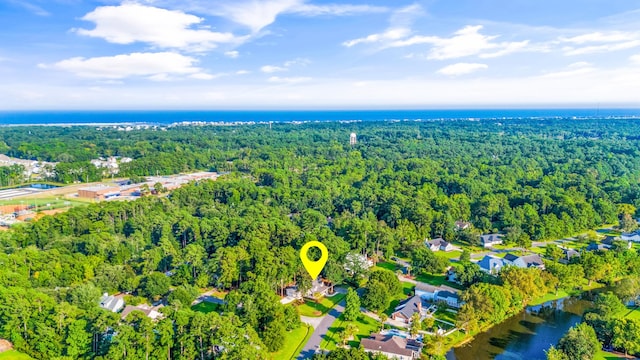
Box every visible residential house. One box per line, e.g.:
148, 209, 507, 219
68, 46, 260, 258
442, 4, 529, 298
391, 296, 423, 323
454, 221, 471, 231
587, 242, 610, 252
286, 278, 331, 300
99, 293, 125, 313
559, 248, 581, 264
478, 255, 505, 274
480, 234, 503, 248
620, 231, 640, 242
120, 304, 164, 321
425, 238, 454, 252
602, 236, 632, 249
414, 283, 461, 308
344, 252, 373, 275
362, 333, 423, 360
503, 253, 545, 270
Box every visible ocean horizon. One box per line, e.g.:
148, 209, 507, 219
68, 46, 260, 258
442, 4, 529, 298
1, 108, 640, 126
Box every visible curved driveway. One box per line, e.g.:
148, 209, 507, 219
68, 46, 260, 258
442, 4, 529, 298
296, 300, 346, 359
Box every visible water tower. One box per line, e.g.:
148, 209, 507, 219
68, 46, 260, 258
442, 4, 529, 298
350, 132, 357, 146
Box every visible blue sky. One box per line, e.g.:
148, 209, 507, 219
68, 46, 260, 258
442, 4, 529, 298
1, 0, 640, 109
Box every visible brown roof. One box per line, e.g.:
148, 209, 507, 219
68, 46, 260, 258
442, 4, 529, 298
361, 334, 415, 357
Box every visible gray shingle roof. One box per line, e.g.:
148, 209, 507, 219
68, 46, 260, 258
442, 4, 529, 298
393, 295, 422, 319
362, 334, 421, 357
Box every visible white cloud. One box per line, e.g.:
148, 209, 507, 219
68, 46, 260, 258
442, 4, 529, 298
42, 52, 213, 80
163, 0, 388, 33
631, 54, 640, 64
76, 3, 241, 51
224, 50, 239, 58
540, 62, 596, 78
261, 58, 309, 73
236, 70, 250, 75
558, 30, 640, 55
343, 28, 410, 47
292, 4, 387, 16
212, 0, 301, 33
8, 0, 49, 16
346, 23, 531, 60
479, 41, 530, 58
261, 65, 287, 73
267, 76, 311, 84
559, 31, 636, 44
563, 40, 640, 55
390, 25, 530, 60
437, 63, 488, 76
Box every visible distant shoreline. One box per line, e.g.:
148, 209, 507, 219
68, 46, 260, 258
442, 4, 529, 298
1, 109, 640, 127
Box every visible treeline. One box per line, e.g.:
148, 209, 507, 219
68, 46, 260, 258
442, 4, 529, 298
1, 120, 640, 358
3, 120, 640, 241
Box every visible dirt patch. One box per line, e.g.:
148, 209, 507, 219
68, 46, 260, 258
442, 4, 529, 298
0, 204, 29, 214
0, 339, 13, 352
0, 226, 8, 231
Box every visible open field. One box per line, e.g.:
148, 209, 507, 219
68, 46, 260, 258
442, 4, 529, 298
191, 301, 220, 313
0, 350, 33, 360
269, 324, 312, 360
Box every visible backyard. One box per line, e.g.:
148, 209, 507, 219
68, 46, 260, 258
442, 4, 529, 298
320, 313, 380, 350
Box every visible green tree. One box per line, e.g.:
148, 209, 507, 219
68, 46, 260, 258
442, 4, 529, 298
612, 318, 640, 357
343, 288, 360, 322
557, 323, 599, 360
362, 280, 390, 313
140, 272, 171, 301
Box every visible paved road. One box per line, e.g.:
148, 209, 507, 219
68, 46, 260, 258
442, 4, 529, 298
297, 300, 346, 359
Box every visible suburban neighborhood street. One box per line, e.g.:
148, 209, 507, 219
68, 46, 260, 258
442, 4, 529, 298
297, 300, 346, 359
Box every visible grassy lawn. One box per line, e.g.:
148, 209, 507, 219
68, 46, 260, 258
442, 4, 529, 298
191, 301, 220, 313
0, 198, 86, 209
434, 309, 457, 324
415, 273, 464, 290
614, 306, 640, 321
375, 261, 400, 272
269, 324, 312, 360
320, 314, 380, 350
297, 293, 346, 317
440, 250, 462, 260
0, 350, 33, 360
594, 349, 624, 359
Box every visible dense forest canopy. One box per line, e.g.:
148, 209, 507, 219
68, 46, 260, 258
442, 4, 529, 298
0, 119, 640, 359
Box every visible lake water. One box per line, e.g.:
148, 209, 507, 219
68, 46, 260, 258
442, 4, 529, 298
446, 293, 599, 360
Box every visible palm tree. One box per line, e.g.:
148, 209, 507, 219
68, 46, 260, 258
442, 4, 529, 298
378, 313, 388, 331
345, 323, 359, 340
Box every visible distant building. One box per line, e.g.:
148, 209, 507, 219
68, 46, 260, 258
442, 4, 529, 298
454, 221, 471, 231
99, 293, 125, 313
120, 304, 164, 321
350, 132, 357, 145
425, 238, 454, 252
503, 253, 545, 270
559, 248, 581, 264
344, 253, 373, 274
480, 234, 503, 248
620, 231, 640, 242
478, 255, 505, 274
362, 333, 423, 360
414, 283, 460, 308
587, 242, 610, 252
78, 186, 121, 200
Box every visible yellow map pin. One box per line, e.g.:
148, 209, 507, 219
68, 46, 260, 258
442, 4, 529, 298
300, 241, 328, 279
